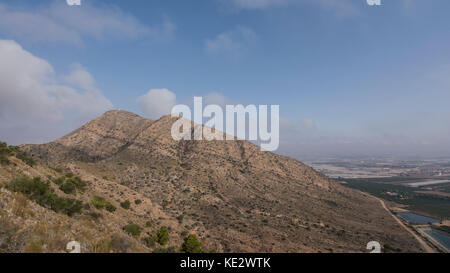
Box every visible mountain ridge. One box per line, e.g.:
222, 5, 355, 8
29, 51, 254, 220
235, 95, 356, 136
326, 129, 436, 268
14, 110, 424, 252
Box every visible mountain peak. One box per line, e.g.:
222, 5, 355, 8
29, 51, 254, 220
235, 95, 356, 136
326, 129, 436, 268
101, 109, 147, 120
20, 111, 423, 252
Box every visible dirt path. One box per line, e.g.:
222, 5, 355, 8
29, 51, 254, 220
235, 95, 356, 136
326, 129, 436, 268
372, 196, 436, 253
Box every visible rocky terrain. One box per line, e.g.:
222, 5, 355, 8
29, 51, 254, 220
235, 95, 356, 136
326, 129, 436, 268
0, 110, 424, 252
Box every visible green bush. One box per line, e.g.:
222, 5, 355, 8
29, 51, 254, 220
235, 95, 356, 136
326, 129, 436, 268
0, 153, 10, 165
156, 227, 170, 246
56, 174, 87, 195
52, 177, 65, 185
92, 196, 115, 212
181, 234, 203, 253
145, 221, 153, 228
123, 223, 142, 237
120, 200, 131, 210
15, 149, 35, 167
60, 181, 76, 194
0, 143, 35, 167
0, 142, 12, 155
105, 203, 116, 212
0, 142, 12, 165
92, 196, 107, 208
6, 176, 83, 216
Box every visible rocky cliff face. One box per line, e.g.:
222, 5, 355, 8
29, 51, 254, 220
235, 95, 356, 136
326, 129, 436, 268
18, 110, 424, 252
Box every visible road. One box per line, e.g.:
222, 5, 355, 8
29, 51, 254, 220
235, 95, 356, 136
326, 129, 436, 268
372, 196, 436, 253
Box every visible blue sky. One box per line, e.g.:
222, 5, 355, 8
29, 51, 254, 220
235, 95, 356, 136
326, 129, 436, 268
1, 0, 450, 158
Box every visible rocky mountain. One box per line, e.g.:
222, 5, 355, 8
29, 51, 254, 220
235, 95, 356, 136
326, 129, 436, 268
1, 110, 424, 252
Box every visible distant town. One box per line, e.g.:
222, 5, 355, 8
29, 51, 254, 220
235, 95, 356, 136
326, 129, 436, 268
305, 157, 450, 179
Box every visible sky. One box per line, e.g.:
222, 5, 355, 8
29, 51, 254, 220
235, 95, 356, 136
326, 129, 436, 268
0, 0, 450, 159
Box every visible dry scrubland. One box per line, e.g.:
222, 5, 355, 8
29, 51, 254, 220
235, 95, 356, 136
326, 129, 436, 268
0, 110, 424, 252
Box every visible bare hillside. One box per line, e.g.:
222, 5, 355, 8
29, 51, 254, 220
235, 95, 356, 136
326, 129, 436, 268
5, 110, 425, 253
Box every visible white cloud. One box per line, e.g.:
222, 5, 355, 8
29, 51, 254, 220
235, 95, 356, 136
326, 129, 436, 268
206, 26, 257, 57
0, 1, 176, 45
228, 0, 358, 16
138, 89, 177, 119
63, 63, 96, 91
0, 40, 113, 143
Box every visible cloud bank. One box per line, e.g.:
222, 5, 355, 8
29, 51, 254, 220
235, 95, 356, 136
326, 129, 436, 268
0, 40, 113, 144
0, 1, 175, 45
138, 89, 177, 120
227, 0, 359, 16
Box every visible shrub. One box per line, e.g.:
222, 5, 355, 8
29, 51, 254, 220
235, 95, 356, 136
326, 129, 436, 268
15, 149, 35, 167
57, 175, 87, 195
92, 196, 115, 212
0, 142, 12, 165
60, 181, 76, 194
67, 176, 87, 191
145, 221, 153, 228
52, 177, 65, 185
135, 199, 142, 205
105, 203, 116, 212
120, 200, 131, 210
0, 154, 10, 165
156, 227, 170, 246
123, 223, 142, 237
0, 144, 34, 166
6, 176, 83, 216
0, 142, 12, 155
181, 234, 203, 253
58, 199, 84, 216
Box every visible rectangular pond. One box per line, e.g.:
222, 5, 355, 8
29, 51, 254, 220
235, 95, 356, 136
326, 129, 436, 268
424, 229, 450, 251
396, 212, 440, 225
